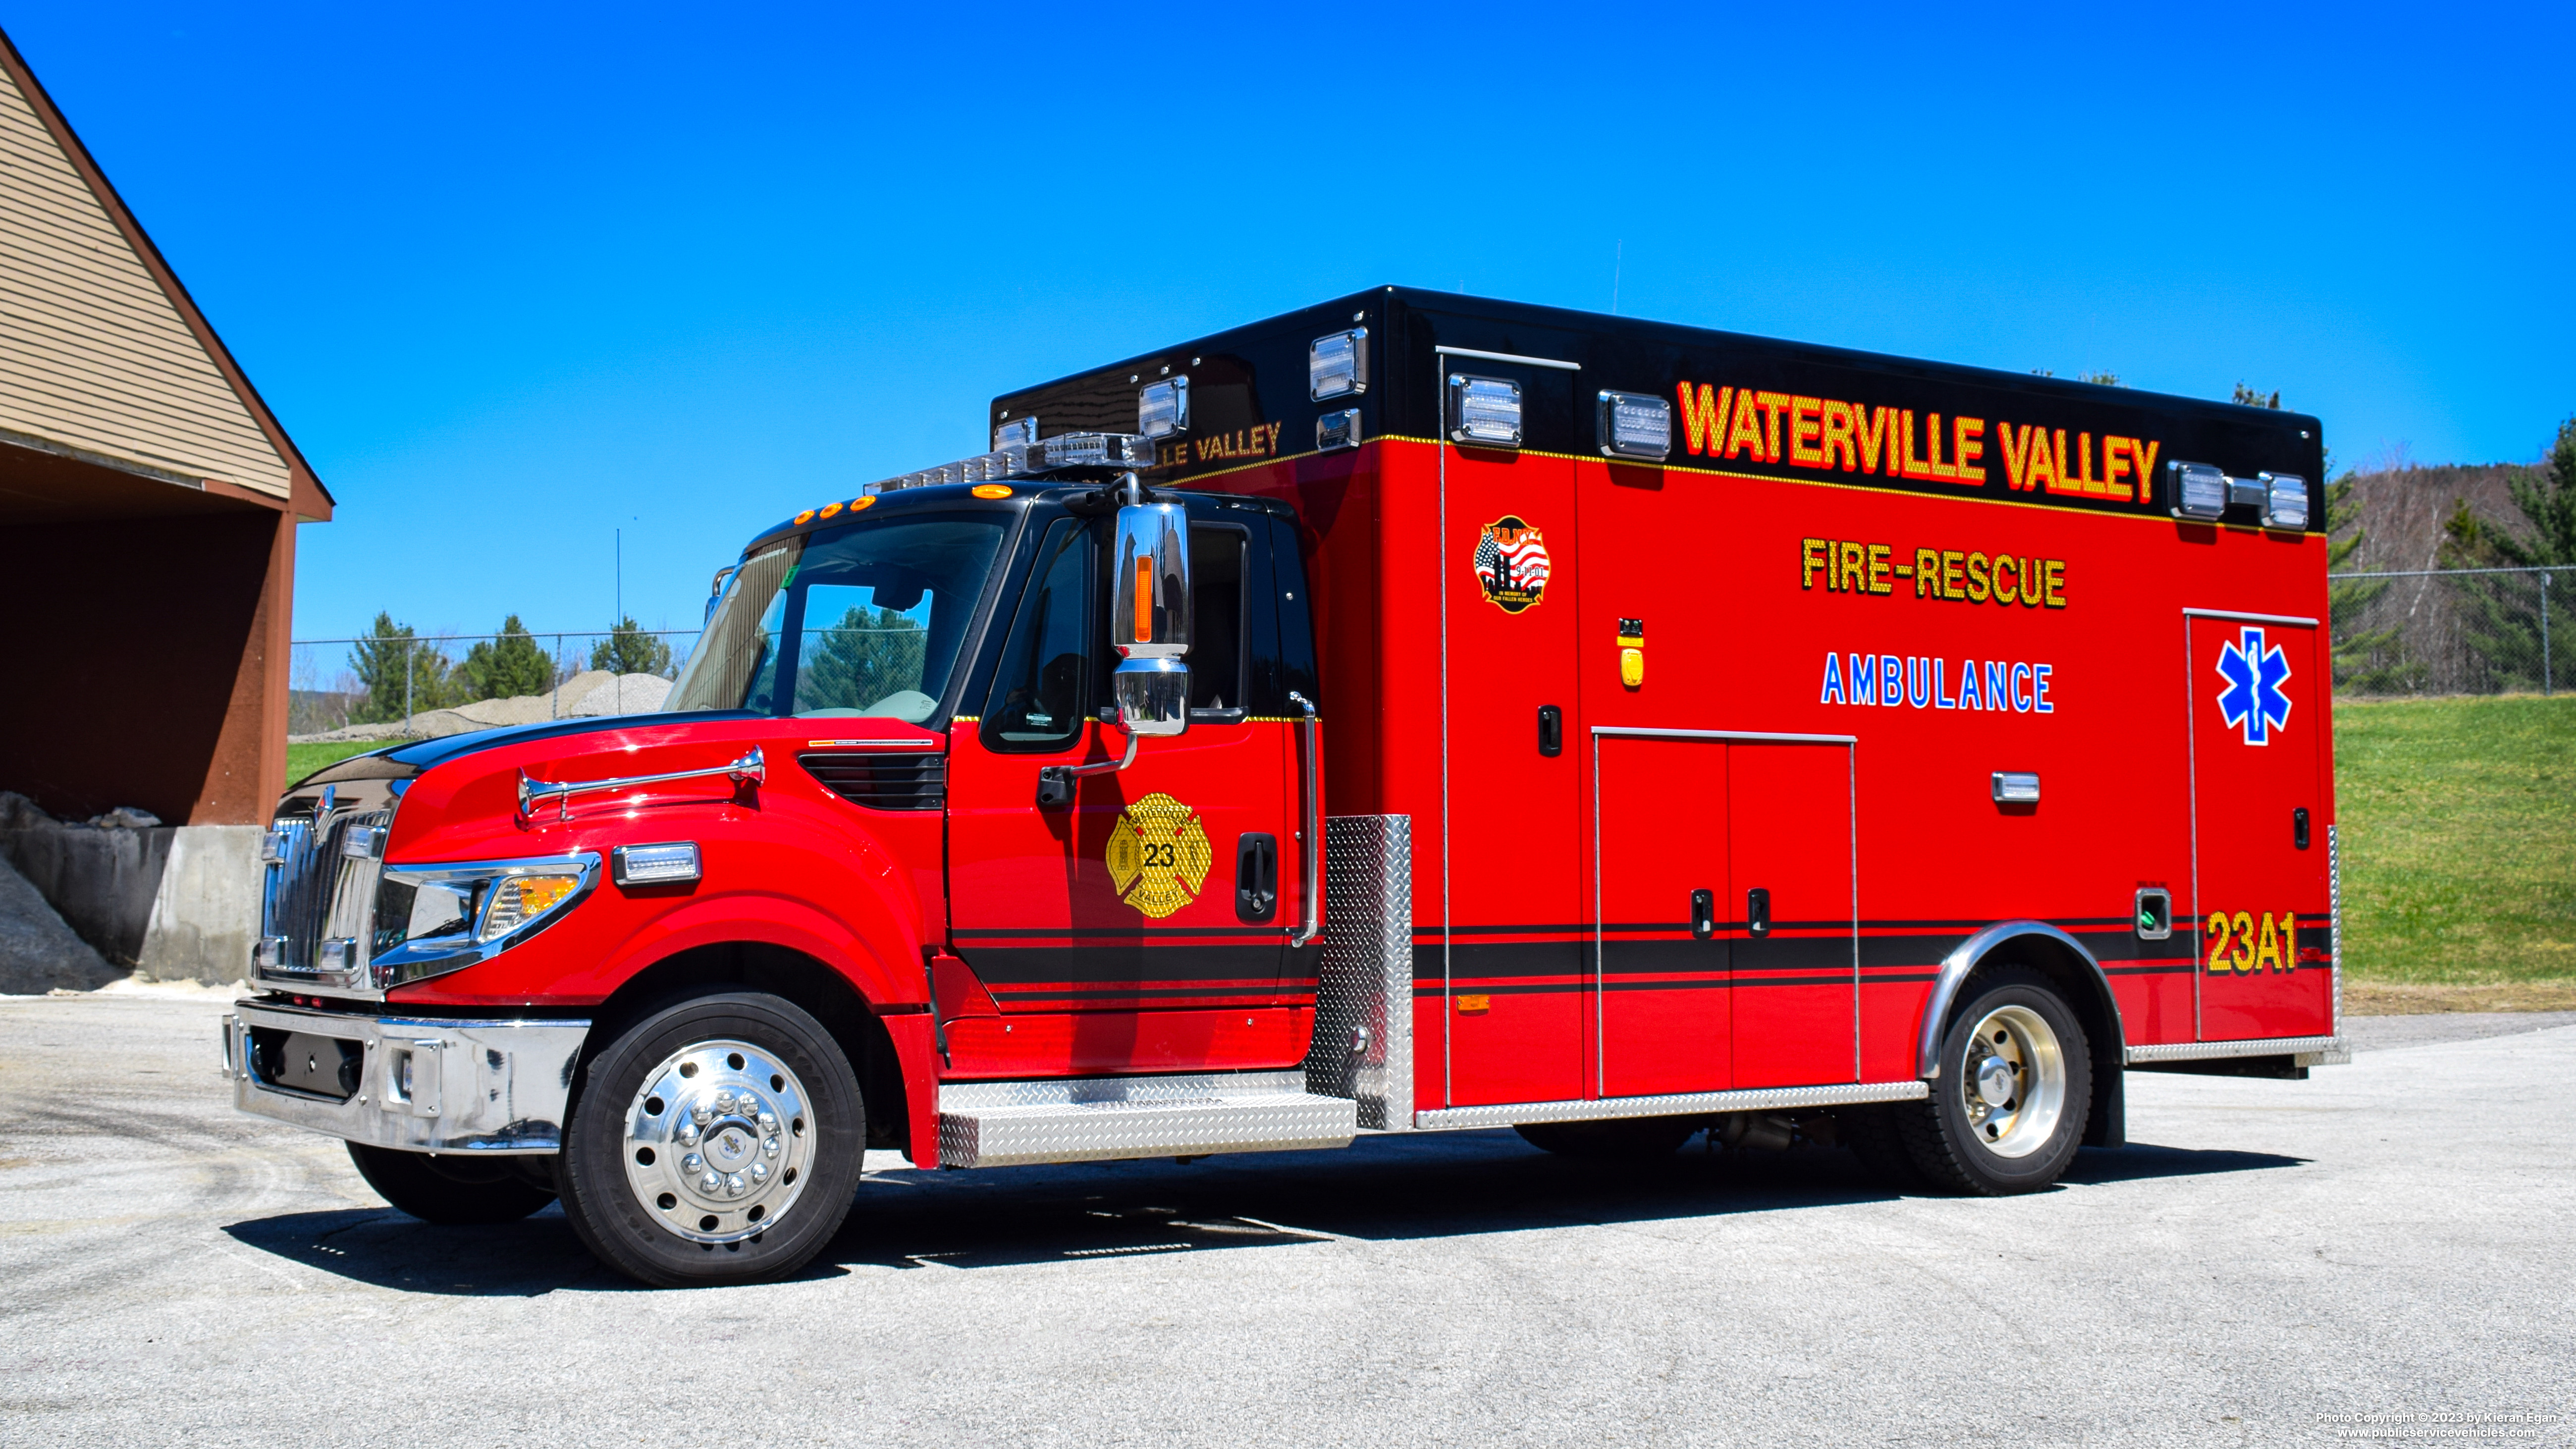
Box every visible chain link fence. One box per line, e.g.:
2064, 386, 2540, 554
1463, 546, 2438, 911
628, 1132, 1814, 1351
289, 629, 703, 740
2332, 565, 2561, 698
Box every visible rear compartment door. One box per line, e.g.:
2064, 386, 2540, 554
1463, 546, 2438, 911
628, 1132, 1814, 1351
1594, 733, 1731, 1097
1726, 739, 1859, 1088
2185, 611, 2333, 1041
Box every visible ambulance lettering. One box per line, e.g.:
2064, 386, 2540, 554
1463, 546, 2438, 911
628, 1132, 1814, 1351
1820, 653, 2052, 712
2214, 626, 2293, 745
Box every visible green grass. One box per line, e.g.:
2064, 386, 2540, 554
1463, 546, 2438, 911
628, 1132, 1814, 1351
2336, 695, 2576, 985
285, 740, 387, 786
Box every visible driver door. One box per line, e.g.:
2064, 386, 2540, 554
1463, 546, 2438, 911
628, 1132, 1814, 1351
944, 511, 1299, 1076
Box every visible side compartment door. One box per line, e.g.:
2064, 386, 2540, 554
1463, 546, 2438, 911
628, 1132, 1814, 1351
2185, 613, 2332, 1041
1727, 739, 1858, 1088
1595, 734, 1731, 1098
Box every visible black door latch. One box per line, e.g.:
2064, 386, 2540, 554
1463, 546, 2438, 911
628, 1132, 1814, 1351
2293, 806, 2310, 850
1538, 704, 1562, 757
1690, 888, 1715, 939
1236, 833, 1279, 922
1746, 887, 1771, 939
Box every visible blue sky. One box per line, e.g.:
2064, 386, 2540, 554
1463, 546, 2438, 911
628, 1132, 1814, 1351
10, 2, 2570, 646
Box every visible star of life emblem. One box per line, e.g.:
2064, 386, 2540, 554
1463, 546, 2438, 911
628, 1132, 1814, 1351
1105, 792, 1213, 918
2214, 626, 2294, 746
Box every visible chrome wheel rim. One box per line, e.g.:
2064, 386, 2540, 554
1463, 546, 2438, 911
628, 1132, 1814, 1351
621, 1039, 815, 1244
1957, 1005, 2065, 1160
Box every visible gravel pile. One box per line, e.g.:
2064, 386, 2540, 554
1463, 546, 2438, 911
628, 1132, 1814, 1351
0, 855, 120, 995
290, 672, 676, 743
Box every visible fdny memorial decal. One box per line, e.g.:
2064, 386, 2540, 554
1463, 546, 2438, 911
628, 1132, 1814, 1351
1474, 516, 1552, 613
1105, 792, 1213, 918
2214, 626, 2294, 745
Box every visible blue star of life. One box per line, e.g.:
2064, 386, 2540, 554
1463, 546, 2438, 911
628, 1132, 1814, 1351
2215, 626, 2294, 745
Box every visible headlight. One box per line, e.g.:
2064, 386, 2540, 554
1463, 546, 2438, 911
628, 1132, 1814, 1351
370, 854, 599, 987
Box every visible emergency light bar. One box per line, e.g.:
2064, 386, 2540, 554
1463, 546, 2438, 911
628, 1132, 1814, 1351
863, 431, 1155, 496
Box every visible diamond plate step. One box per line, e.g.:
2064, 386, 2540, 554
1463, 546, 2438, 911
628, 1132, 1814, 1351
936, 1070, 1358, 1169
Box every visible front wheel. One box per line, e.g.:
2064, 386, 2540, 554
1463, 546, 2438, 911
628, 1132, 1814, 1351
558, 991, 865, 1288
346, 1142, 556, 1224
1896, 967, 2092, 1195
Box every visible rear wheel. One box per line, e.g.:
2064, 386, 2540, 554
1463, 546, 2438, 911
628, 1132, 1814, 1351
1514, 1115, 1702, 1159
1897, 967, 2092, 1195
558, 991, 865, 1288
346, 1142, 556, 1225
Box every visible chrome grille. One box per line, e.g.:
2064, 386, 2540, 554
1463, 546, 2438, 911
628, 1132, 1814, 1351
258, 799, 390, 992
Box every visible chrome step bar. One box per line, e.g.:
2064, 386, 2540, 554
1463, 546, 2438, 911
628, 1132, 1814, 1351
935, 1071, 1357, 1169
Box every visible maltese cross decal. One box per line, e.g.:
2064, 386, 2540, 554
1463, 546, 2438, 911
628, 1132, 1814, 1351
2214, 626, 2294, 745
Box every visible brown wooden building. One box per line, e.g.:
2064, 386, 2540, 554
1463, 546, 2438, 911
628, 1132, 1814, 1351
0, 27, 330, 829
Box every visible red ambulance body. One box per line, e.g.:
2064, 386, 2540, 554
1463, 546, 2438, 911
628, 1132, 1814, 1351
230, 289, 2345, 1285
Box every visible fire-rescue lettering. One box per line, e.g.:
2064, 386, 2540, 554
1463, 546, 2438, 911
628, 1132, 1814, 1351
1818, 653, 2054, 713
1682, 381, 2159, 504
1801, 538, 2067, 607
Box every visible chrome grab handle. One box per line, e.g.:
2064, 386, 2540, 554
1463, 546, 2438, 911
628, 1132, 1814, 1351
1288, 691, 1321, 947
518, 745, 764, 822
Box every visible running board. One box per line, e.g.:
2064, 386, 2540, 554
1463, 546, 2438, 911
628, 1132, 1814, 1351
2125, 1035, 2350, 1068
936, 1071, 1359, 1169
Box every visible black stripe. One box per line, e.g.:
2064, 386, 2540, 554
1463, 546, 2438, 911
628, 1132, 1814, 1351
955, 925, 1288, 940
959, 944, 1284, 985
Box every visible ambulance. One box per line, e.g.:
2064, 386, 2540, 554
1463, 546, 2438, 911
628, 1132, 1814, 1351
229, 288, 2346, 1285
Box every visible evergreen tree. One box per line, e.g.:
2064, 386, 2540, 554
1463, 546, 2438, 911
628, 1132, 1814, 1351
2437, 421, 2572, 694
590, 616, 674, 678
2233, 383, 2410, 690
349, 613, 455, 723
458, 615, 555, 700
801, 606, 926, 709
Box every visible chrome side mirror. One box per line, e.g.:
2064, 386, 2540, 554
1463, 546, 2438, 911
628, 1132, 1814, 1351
1109, 500, 1191, 737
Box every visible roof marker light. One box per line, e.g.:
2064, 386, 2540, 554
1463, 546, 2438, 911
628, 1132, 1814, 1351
2172, 462, 2228, 521
1311, 329, 1366, 400
2260, 472, 2308, 531
1448, 375, 1522, 448
1598, 390, 1671, 460
794, 509, 817, 526
1139, 376, 1188, 438
971, 484, 1013, 499
818, 501, 843, 520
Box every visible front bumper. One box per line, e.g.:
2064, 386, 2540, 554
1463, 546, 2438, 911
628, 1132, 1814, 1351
223, 1000, 590, 1156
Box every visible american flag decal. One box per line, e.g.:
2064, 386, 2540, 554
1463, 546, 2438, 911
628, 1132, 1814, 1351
1475, 515, 1552, 614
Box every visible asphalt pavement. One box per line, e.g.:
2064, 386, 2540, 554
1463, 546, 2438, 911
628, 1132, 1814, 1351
2, 989, 2569, 1447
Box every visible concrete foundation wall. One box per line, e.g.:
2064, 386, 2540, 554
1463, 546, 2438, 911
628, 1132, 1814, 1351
0, 802, 258, 985
136, 825, 259, 985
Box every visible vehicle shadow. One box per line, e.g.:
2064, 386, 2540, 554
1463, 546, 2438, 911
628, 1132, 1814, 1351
220, 1204, 620, 1297
221, 1130, 2305, 1290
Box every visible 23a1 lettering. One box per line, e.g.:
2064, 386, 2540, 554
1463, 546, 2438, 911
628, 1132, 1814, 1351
2205, 910, 2300, 975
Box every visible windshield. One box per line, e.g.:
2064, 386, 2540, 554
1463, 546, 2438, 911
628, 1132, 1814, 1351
667, 511, 1008, 722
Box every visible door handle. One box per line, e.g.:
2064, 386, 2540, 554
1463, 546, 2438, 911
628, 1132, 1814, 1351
2293, 806, 2310, 850
1690, 888, 1715, 939
1746, 887, 1771, 939
1537, 704, 1562, 757
1236, 833, 1279, 923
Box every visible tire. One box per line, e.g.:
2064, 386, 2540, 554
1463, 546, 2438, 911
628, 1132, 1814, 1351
558, 991, 865, 1288
346, 1141, 557, 1225
1896, 966, 2092, 1195
1514, 1115, 1703, 1159
1832, 1104, 1930, 1191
